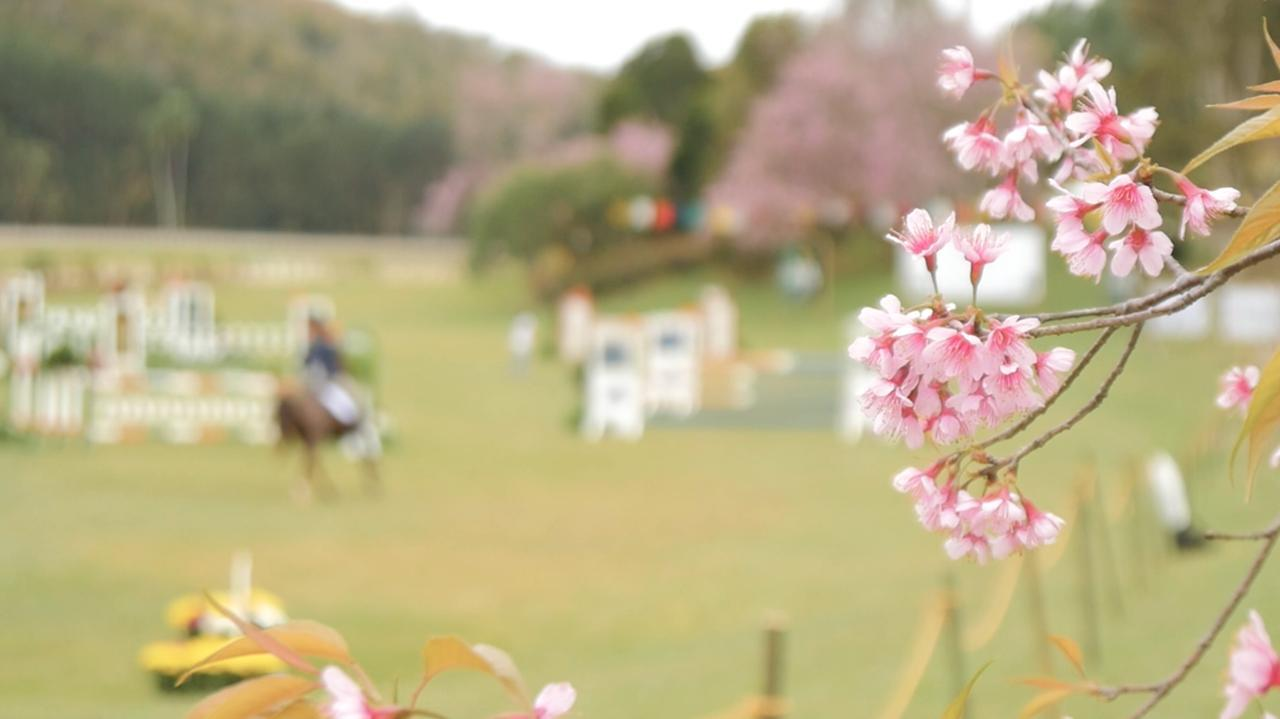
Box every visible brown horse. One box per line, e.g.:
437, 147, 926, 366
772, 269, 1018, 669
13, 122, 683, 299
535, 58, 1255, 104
275, 388, 381, 502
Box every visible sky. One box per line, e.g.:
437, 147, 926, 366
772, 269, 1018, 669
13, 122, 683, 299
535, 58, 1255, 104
328, 0, 1074, 72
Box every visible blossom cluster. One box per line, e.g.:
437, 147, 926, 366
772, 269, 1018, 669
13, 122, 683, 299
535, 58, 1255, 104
893, 464, 1065, 564
851, 290, 1074, 448
937, 40, 1240, 283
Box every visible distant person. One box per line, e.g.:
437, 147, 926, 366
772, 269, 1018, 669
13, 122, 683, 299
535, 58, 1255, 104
303, 315, 360, 431
508, 312, 538, 376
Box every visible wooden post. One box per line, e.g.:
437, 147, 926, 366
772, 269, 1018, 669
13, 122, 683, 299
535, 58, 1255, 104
1091, 475, 1125, 617
943, 573, 968, 718
1023, 552, 1056, 718
1076, 484, 1102, 664
756, 615, 787, 719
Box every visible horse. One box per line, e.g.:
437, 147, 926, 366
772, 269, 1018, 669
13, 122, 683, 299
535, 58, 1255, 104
275, 385, 381, 502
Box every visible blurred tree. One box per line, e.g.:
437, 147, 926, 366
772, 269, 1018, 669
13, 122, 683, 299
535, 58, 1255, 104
142, 89, 199, 227
467, 158, 655, 270
707, 5, 965, 252
597, 34, 709, 131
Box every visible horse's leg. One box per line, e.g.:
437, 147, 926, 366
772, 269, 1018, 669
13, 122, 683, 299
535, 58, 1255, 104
306, 443, 339, 502
361, 458, 381, 498
291, 444, 316, 505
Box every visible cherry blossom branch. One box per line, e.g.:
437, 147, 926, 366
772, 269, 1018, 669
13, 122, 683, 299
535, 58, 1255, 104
1094, 513, 1280, 716
1029, 237, 1280, 338
973, 327, 1119, 451
1151, 186, 1250, 218
982, 323, 1142, 475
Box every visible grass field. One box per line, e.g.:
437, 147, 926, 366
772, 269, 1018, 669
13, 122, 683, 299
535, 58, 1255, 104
2, 231, 1279, 718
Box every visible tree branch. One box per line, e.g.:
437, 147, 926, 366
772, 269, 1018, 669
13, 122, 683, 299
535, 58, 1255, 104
982, 324, 1142, 475
1029, 237, 1280, 338
1094, 513, 1280, 716
974, 327, 1118, 451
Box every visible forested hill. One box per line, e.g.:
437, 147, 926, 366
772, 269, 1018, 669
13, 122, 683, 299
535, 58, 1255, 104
0, 0, 592, 233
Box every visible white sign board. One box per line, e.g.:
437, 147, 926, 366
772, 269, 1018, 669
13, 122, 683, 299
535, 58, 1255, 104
581, 320, 645, 440
1218, 283, 1280, 344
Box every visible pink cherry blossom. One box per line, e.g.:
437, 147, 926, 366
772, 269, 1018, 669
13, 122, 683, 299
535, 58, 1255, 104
922, 326, 987, 381
915, 481, 961, 532
892, 465, 939, 499
943, 116, 1006, 175
322, 667, 400, 719
1016, 499, 1066, 550
1217, 366, 1260, 413
1053, 227, 1108, 281
976, 487, 1028, 534
1034, 66, 1083, 112
1034, 347, 1076, 395
1221, 611, 1280, 719
1120, 106, 1159, 156
1046, 182, 1100, 242
850, 295, 918, 376
954, 223, 1008, 287
983, 363, 1042, 416
1004, 112, 1062, 173
1080, 175, 1162, 235
533, 683, 576, 719
984, 315, 1039, 369
1109, 227, 1172, 278
1175, 176, 1241, 238
980, 172, 1035, 222
1066, 39, 1112, 85
937, 46, 976, 99
944, 532, 992, 564
1066, 85, 1156, 160
887, 209, 956, 273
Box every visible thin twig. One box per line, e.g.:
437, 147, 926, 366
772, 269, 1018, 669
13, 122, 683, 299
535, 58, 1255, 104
984, 324, 1142, 474
1030, 271, 1209, 324
974, 327, 1118, 451
1094, 514, 1280, 716
1029, 237, 1280, 338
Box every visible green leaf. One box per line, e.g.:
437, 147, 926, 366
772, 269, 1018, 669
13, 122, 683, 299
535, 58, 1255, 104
178, 620, 352, 686
1210, 95, 1280, 112
1182, 105, 1280, 176
1200, 176, 1280, 274
941, 661, 991, 719
202, 592, 319, 677
413, 637, 530, 711
186, 674, 316, 719
1230, 345, 1280, 498
1047, 634, 1086, 678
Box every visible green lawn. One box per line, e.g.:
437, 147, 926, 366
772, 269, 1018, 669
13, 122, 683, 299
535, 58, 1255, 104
2, 236, 1278, 718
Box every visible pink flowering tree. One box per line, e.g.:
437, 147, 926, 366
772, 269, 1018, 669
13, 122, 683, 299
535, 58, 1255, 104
707, 8, 967, 252
176, 596, 575, 719
856, 25, 1280, 718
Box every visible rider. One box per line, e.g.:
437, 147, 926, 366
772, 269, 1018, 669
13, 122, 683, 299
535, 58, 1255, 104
303, 314, 361, 432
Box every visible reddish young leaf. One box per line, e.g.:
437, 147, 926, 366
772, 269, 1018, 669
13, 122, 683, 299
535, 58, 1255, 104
178, 620, 352, 686
1210, 95, 1280, 112
186, 674, 316, 719
203, 592, 318, 676
1048, 634, 1086, 678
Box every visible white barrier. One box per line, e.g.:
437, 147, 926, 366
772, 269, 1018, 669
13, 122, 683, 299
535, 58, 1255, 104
581, 319, 645, 440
